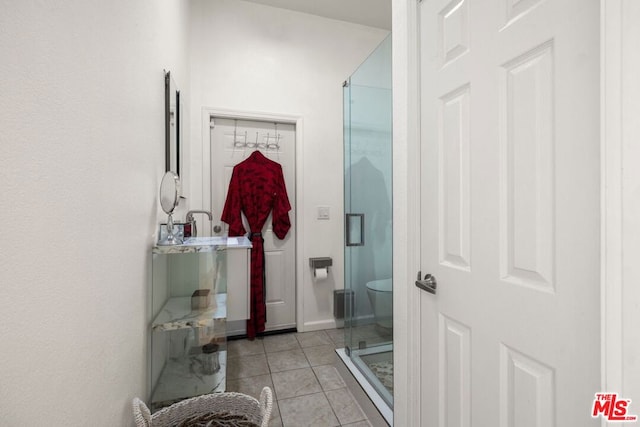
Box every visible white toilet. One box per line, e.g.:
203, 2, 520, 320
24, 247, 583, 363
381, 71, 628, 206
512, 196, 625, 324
365, 278, 393, 330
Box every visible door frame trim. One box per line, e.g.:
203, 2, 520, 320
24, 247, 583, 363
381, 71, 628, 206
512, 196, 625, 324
601, 1, 626, 421
201, 107, 305, 333
392, 0, 422, 426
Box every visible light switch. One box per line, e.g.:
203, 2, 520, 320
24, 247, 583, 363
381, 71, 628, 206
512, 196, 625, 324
317, 206, 330, 220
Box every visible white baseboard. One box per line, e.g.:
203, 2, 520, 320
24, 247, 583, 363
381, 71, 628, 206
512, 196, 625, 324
225, 320, 246, 337
227, 315, 374, 336
301, 318, 338, 332
302, 314, 377, 333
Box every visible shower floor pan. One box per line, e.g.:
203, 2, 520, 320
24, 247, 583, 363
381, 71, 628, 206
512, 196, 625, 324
336, 345, 393, 426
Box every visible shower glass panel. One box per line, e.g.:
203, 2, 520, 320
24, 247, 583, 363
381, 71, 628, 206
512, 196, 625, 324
343, 34, 393, 409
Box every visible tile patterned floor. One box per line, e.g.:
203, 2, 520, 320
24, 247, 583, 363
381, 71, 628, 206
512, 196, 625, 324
226, 329, 373, 427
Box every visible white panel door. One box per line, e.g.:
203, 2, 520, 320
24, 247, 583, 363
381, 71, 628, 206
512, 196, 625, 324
418, 0, 600, 426
211, 118, 296, 332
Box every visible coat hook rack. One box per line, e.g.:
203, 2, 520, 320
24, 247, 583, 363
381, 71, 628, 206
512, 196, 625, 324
232, 120, 247, 147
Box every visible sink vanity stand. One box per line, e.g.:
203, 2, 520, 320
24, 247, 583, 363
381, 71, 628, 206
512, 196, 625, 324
149, 237, 251, 412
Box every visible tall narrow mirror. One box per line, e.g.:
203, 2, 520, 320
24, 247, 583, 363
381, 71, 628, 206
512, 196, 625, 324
165, 71, 181, 176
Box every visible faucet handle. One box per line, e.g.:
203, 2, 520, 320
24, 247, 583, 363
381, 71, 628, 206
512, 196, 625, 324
184, 210, 214, 237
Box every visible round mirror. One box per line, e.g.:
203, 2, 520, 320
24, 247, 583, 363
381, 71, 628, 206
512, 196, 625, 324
160, 171, 180, 214
158, 171, 182, 246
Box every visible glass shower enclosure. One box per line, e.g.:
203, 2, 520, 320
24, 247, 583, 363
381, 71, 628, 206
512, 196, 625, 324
343, 34, 393, 413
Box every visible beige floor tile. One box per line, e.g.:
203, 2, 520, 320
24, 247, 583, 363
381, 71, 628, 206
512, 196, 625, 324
227, 338, 265, 358
225, 374, 273, 400
295, 330, 332, 348
226, 330, 377, 427
263, 333, 301, 353
266, 349, 309, 373
302, 344, 338, 366
342, 421, 373, 427
226, 353, 270, 379
278, 392, 339, 427
269, 400, 282, 427
269, 414, 283, 427
325, 328, 346, 346
325, 387, 367, 425
352, 324, 388, 341
312, 365, 346, 391
271, 367, 322, 399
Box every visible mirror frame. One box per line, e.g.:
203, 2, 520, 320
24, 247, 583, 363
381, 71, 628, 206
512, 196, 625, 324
165, 71, 181, 176
159, 171, 180, 215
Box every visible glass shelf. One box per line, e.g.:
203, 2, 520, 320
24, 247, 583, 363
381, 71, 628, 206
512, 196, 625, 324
150, 351, 227, 411
152, 293, 228, 331
150, 237, 235, 412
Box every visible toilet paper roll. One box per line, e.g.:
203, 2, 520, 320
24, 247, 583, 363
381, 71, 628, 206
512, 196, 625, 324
314, 267, 328, 280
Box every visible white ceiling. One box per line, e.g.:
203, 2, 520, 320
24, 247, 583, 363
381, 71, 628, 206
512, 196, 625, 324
241, 0, 392, 30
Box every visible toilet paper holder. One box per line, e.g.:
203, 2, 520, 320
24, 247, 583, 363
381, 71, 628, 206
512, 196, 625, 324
309, 257, 332, 276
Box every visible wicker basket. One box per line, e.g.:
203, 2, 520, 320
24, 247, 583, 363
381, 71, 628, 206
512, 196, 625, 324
132, 387, 273, 427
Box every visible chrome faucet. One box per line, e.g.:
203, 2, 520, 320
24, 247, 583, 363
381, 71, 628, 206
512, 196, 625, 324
185, 210, 213, 237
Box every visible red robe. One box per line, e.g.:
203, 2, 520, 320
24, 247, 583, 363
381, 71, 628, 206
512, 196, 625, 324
221, 150, 291, 339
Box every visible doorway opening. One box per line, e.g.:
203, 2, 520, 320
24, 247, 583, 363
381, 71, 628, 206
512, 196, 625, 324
206, 113, 299, 336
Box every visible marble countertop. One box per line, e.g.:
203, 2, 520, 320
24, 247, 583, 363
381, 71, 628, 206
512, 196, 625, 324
153, 236, 252, 254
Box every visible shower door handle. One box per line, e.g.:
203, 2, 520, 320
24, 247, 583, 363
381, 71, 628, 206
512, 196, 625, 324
415, 271, 437, 295
345, 213, 365, 246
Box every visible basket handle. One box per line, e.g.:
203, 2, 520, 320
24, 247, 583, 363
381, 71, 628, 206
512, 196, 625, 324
132, 397, 152, 427
259, 387, 273, 427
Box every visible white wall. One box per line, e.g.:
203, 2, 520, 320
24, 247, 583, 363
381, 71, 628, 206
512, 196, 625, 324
188, 0, 389, 331
0, 1, 190, 425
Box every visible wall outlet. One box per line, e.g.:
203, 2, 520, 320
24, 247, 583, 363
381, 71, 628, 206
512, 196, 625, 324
317, 206, 330, 220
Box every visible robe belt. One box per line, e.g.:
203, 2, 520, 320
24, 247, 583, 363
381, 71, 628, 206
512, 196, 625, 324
247, 230, 266, 337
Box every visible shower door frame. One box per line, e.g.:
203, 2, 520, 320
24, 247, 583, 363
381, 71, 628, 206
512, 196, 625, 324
342, 33, 394, 415
343, 78, 394, 351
